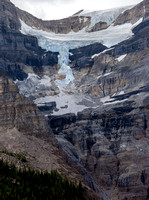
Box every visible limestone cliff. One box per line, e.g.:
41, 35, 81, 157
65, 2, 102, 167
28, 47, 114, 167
0, 0, 149, 199
0, 0, 58, 81
114, 0, 149, 25
0, 72, 102, 200
17, 8, 90, 34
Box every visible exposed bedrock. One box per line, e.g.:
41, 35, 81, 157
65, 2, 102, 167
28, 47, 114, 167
0, 0, 59, 80
48, 97, 149, 199
69, 43, 107, 73
17, 8, 91, 34
114, 0, 149, 25
109, 19, 149, 57
0, 71, 104, 200
0, 71, 52, 137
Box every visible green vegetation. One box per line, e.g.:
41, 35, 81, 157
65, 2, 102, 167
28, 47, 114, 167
0, 150, 27, 162
0, 159, 85, 200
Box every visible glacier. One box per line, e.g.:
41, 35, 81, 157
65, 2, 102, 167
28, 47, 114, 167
19, 4, 143, 86
20, 20, 133, 86
18, 8, 144, 115
76, 5, 133, 30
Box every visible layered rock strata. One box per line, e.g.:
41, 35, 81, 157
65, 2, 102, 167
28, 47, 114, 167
0, 72, 103, 200
0, 0, 58, 80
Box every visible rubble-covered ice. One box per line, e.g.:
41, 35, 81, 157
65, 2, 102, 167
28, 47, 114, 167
15, 73, 52, 96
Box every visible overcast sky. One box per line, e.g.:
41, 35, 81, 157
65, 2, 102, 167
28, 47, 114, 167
10, 0, 143, 20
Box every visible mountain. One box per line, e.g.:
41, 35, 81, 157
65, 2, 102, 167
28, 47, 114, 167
0, 0, 149, 199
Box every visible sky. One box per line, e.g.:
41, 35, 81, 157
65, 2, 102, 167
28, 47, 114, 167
10, 0, 143, 20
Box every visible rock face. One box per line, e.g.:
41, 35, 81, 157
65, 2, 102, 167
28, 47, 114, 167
114, 0, 149, 25
0, 72, 103, 200
89, 21, 108, 32
17, 8, 91, 34
0, 71, 51, 137
47, 4, 149, 199
1, 0, 149, 199
49, 98, 149, 199
0, 0, 58, 81
70, 43, 107, 73
0, 0, 20, 32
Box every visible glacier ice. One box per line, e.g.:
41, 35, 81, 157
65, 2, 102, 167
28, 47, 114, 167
56, 45, 74, 85
20, 9, 143, 86
77, 5, 133, 30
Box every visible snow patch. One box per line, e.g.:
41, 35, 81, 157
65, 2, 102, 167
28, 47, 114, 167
16, 73, 52, 96
132, 17, 143, 29
27, 73, 39, 80
103, 72, 112, 77
100, 96, 111, 103
97, 72, 112, 79
119, 91, 125, 95
100, 92, 127, 105
116, 54, 127, 62
69, 52, 73, 56
91, 48, 114, 58
84, 17, 89, 23
79, 18, 82, 23
39, 75, 51, 87
34, 90, 88, 116
104, 98, 128, 105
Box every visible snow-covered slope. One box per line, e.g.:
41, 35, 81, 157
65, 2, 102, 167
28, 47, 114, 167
76, 5, 133, 30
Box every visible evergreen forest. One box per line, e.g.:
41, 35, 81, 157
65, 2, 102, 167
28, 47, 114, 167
0, 159, 85, 200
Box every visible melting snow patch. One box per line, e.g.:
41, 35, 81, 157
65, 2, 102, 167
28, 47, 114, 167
103, 72, 112, 77
100, 96, 111, 103
34, 91, 88, 116
39, 75, 51, 87
112, 91, 125, 97
27, 73, 40, 80
119, 91, 125, 95
100, 94, 127, 105
132, 17, 143, 29
79, 18, 83, 23
15, 73, 52, 96
69, 52, 73, 56
91, 48, 114, 59
105, 99, 128, 105
116, 54, 127, 62
96, 72, 112, 79
84, 17, 89, 23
